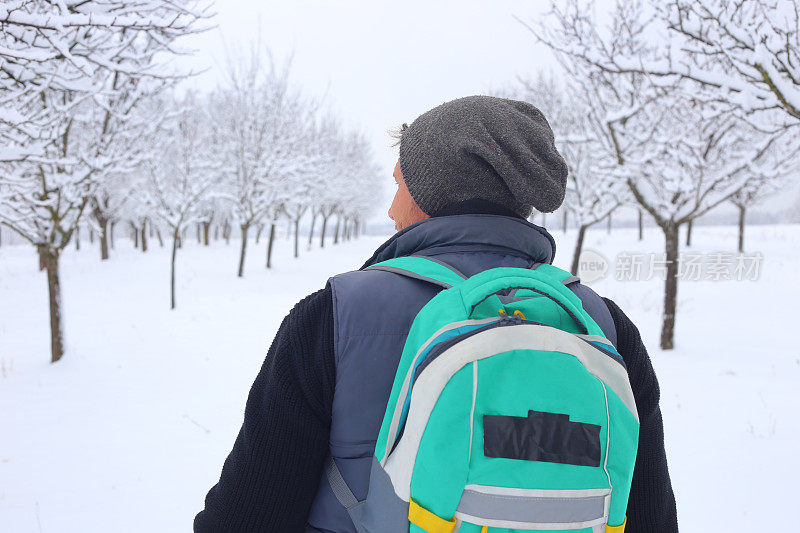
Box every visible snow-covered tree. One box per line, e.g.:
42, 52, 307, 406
142, 93, 221, 309
86, 82, 179, 260
529, 0, 789, 349
304, 117, 344, 249
0, 1, 211, 362
730, 174, 780, 253
90, 173, 134, 259
339, 132, 382, 240
212, 47, 317, 273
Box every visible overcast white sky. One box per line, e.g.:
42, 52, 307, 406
180, 0, 560, 212
179, 0, 796, 222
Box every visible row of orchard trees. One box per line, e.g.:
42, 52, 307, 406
96, 52, 380, 311
0, 1, 214, 363
0, 3, 381, 364
513, 0, 798, 350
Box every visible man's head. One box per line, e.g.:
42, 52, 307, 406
389, 95, 568, 227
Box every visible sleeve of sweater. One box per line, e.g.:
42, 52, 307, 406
194, 284, 336, 533
602, 297, 679, 533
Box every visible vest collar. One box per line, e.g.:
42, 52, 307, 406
360, 214, 557, 269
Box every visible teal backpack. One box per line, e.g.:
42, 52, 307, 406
332, 256, 639, 533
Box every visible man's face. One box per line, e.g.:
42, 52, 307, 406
388, 160, 429, 232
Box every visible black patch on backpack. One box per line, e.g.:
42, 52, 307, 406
483, 410, 601, 467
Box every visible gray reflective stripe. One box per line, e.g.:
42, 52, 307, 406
530, 262, 544, 270
463, 485, 611, 498
367, 265, 452, 288
324, 454, 358, 509
381, 316, 500, 463
455, 486, 610, 529
562, 275, 581, 285
600, 381, 613, 491
410, 254, 468, 279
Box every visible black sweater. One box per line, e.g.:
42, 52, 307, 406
194, 286, 679, 532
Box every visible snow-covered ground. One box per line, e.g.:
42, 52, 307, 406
1, 224, 798, 532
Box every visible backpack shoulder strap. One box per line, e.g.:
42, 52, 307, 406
364, 255, 467, 289
531, 262, 581, 286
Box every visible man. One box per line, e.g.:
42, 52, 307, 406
195, 96, 678, 532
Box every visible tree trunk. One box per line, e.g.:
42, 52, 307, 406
286, 217, 292, 240
266, 222, 276, 269
213, 223, 219, 242
170, 228, 179, 310
255, 224, 264, 244
44, 248, 65, 363
131, 221, 139, 249
638, 209, 643, 241
140, 221, 148, 253
238, 224, 249, 277
293, 218, 301, 258
606, 213, 612, 234
320, 215, 329, 248
37, 244, 46, 271
686, 219, 693, 247
156, 228, 164, 248
308, 211, 317, 246
562, 210, 568, 234
333, 215, 341, 244
89, 228, 94, 244
98, 217, 110, 261
224, 220, 231, 245
570, 224, 588, 276
74, 226, 80, 251
660, 223, 680, 350
196, 223, 201, 244
110, 221, 115, 249
737, 204, 746, 253
202, 222, 211, 246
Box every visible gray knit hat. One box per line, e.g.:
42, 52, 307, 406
398, 95, 568, 218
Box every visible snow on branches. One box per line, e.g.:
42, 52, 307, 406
527, 0, 794, 350
657, 0, 800, 126
0, 0, 212, 362
530, 0, 789, 228
0, 0, 214, 154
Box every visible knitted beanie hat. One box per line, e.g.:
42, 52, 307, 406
398, 95, 568, 218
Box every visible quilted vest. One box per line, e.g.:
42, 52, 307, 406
306, 214, 617, 532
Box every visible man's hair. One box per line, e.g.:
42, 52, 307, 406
389, 122, 409, 147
